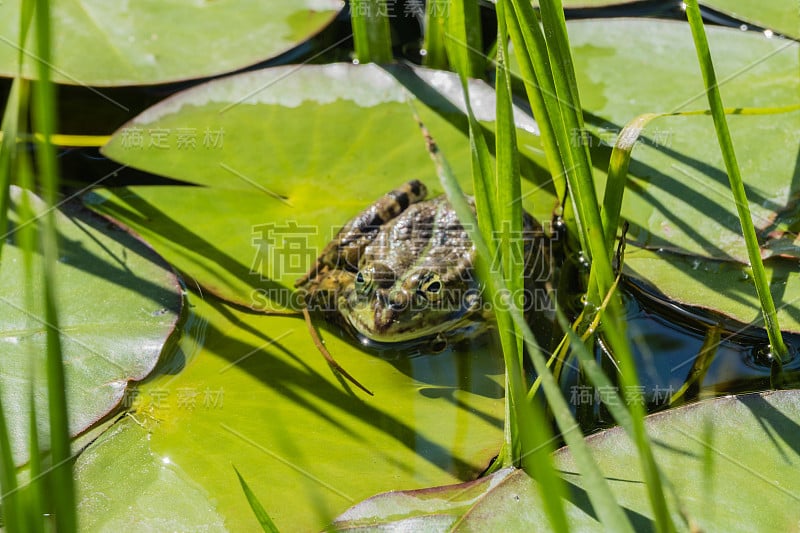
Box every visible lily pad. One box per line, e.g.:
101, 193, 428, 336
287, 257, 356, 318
0, 186, 181, 464
700, 0, 800, 39
93, 63, 554, 310
0, 0, 343, 86
510, 19, 800, 330
74, 417, 227, 531
75, 292, 506, 531
554, 19, 800, 261
333, 390, 800, 531
624, 247, 800, 334
615, 111, 800, 263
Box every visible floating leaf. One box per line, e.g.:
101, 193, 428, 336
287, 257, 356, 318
0, 186, 181, 464
0, 0, 343, 86
75, 292, 506, 531
509, 20, 799, 329
93, 63, 553, 309
333, 390, 800, 531
75, 417, 227, 531
624, 247, 800, 334
700, 0, 800, 39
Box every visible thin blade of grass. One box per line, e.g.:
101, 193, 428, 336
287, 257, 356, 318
496, 12, 571, 524
0, 377, 20, 531
31, 0, 76, 530
601, 113, 659, 252
18, 138, 46, 533
233, 466, 281, 533
535, 0, 614, 301
0, 2, 36, 527
349, 0, 393, 64
504, 7, 565, 202
422, 0, 448, 69
503, 2, 675, 530
495, 1, 524, 332
444, 0, 485, 77
419, 120, 634, 533
669, 326, 721, 406
0, 79, 19, 259
553, 307, 686, 532
684, 0, 787, 362
444, 4, 518, 462
25, 382, 44, 533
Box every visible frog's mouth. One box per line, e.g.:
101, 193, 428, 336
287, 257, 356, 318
345, 311, 489, 348
340, 295, 485, 345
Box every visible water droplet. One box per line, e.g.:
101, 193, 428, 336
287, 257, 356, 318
764, 29, 774, 38
754, 345, 774, 366
739, 24, 748, 31
352, 59, 360, 65
692, 258, 701, 270
419, 48, 427, 57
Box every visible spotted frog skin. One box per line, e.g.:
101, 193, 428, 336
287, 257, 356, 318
295, 180, 542, 349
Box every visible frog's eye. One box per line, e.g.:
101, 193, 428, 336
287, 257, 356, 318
354, 269, 373, 293
418, 272, 443, 301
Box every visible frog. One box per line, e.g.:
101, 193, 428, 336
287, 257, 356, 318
295, 180, 545, 352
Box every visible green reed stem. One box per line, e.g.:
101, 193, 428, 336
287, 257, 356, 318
684, 0, 787, 362
234, 467, 281, 533
502, 2, 678, 529
349, 0, 393, 63
444, 0, 485, 77
32, 0, 77, 529
422, 0, 448, 69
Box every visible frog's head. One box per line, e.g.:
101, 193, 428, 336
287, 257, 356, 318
339, 260, 484, 346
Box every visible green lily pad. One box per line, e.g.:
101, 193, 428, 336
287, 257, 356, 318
555, 20, 800, 261
0, 0, 343, 86
333, 390, 800, 531
510, 19, 800, 330
75, 417, 227, 531
93, 63, 554, 310
700, 0, 800, 39
616, 111, 800, 263
0, 186, 181, 464
563, 19, 799, 120
75, 292, 505, 531
624, 247, 800, 334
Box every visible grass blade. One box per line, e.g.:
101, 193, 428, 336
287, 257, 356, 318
444, 0, 485, 77
684, 0, 787, 362
234, 466, 281, 533
419, 120, 634, 533
349, 0, 393, 63
504, 7, 565, 202
500, 2, 678, 530
422, 0, 448, 69
0, 1, 36, 527
31, 0, 76, 530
